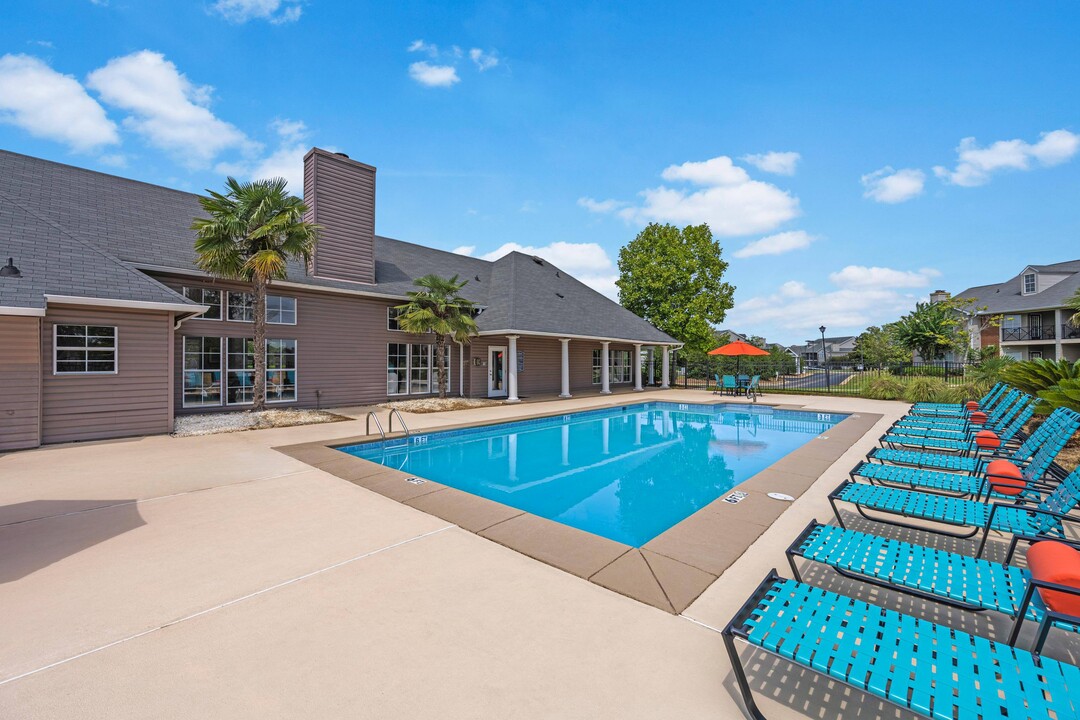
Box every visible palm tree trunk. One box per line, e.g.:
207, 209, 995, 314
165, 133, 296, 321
253, 273, 267, 412
435, 335, 447, 399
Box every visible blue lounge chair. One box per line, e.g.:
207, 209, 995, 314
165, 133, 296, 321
723, 572, 1080, 720
828, 468, 1080, 553
868, 407, 1080, 472
785, 521, 1080, 653
890, 389, 1028, 434
885, 396, 1033, 446
907, 381, 1008, 418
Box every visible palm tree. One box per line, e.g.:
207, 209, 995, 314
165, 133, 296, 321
1066, 287, 1080, 327
395, 275, 479, 399
192, 177, 318, 412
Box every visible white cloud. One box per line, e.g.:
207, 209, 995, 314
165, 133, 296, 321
741, 151, 800, 176
408, 61, 460, 88
728, 265, 941, 333
469, 48, 499, 71
215, 118, 308, 194
578, 196, 625, 213
933, 129, 1080, 187
0, 54, 119, 153
87, 50, 254, 167
452, 245, 476, 256
607, 156, 800, 236
733, 230, 816, 258
211, 0, 302, 24
407, 39, 439, 58
861, 166, 926, 203
828, 265, 940, 289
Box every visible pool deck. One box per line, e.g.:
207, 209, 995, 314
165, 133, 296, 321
275, 398, 881, 613
1, 390, 1069, 719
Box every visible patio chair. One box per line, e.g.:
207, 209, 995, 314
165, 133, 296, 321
907, 381, 1009, 418
722, 375, 737, 395
827, 467, 1080, 554
868, 407, 1080, 472
880, 397, 1034, 451
723, 572, 1080, 720
747, 375, 760, 398
712, 373, 722, 395
889, 389, 1028, 433
785, 521, 1080, 654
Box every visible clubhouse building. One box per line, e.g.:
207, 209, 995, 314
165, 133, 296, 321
0, 148, 678, 451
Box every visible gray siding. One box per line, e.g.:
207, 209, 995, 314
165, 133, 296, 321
41, 306, 173, 444
303, 148, 376, 285
0, 316, 42, 451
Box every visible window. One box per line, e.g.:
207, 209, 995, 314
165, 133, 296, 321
592, 348, 632, 384
386, 343, 448, 395
183, 287, 222, 320
410, 344, 431, 394
1023, 273, 1036, 294
226, 338, 256, 404
228, 292, 254, 322
387, 343, 409, 395
183, 337, 222, 407
388, 307, 402, 331
266, 339, 297, 402
266, 296, 297, 325
54, 325, 117, 374
1030, 351, 1043, 360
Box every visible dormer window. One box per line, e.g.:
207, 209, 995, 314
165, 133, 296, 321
1023, 272, 1036, 295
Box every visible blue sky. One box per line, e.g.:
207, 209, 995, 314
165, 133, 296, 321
2, 1, 1079, 344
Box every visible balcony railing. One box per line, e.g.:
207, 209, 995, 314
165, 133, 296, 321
1001, 326, 1056, 342
1063, 323, 1080, 340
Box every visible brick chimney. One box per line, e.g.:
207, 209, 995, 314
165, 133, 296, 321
303, 148, 376, 284
929, 290, 951, 304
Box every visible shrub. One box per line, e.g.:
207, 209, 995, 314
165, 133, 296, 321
950, 380, 992, 404
1001, 359, 1080, 396
1039, 379, 1080, 413
902, 377, 950, 403
864, 376, 906, 400
967, 356, 1014, 385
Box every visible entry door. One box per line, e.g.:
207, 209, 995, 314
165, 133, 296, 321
1028, 314, 1042, 340
488, 346, 507, 397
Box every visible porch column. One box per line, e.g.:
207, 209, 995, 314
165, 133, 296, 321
600, 341, 611, 394
633, 344, 643, 391
661, 346, 671, 388
559, 338, 572, 398
506, 335, 520, 403
648, 348, 656, 385
1055, 309, 1064, 360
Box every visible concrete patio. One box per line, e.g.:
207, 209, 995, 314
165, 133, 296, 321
1, 390, 1071, 719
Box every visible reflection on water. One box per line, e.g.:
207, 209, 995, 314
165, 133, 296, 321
342, 403, 842, 546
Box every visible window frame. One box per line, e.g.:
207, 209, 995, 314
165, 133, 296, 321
592, 348, 632, 384
227, 291, 255, 323
1023, 273, 1037, 295
53, 324, 118, 375
265, 338, 298, 404
266, 295, 297, 326
385, 342, 449, 396
387, 306, 403, 332
182, 287, 223, 321
182, 336, 223, 408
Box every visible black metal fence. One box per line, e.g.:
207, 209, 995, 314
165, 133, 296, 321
673, 359, 975, 396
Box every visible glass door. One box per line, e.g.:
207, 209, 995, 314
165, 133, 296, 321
488, 346, 507, 397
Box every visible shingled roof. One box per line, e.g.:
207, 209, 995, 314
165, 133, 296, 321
0, 149, 677, 343
955, 260, 1080, 314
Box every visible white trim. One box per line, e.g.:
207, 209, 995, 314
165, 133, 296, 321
44, 294, 206, 315
487, 345, 508, 398
0, 305, 46, 317
53, 324, 118, 376
181, 336, 224, 409
477, 327, 680, 347
265, 338, 298, 404
266, 295, 298, 326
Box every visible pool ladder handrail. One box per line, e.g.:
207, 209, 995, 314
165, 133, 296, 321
365, 410, 386, 439
387, 409, 411, 448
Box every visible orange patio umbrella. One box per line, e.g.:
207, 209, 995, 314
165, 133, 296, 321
708, 340, 770, 374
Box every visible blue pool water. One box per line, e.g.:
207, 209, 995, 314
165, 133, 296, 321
338, 402, 845, 546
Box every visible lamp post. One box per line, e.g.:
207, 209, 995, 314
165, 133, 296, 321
819, 325, 830, 392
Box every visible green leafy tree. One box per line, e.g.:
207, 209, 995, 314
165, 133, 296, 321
617, 223, 735, 355
1001, 358, 1080, 398
748, 335, 767, 349
890, 300, 969, 362
192, 177, 318, 411
395, 274, 479, 399
1039, 379, 1080, 413
853, 325, 908, 368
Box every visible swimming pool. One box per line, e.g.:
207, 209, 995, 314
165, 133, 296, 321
338, 402, 845, 546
